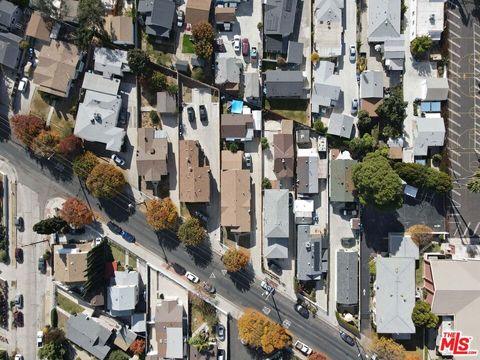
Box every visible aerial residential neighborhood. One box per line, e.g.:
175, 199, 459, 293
0, 0, 477, 359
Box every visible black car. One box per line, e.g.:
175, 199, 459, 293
187, 107, 195, 122
172, 262, 186, 275
107, 221, 123, 235
339, 330, 355, 346
295, 304, 309, 319
15, 217, 24, 232
38, 257, 46, 273
199, 105, 207, 122
14, 311, 23, 327
267, 260, 282, 275
217, 349, 225, 360
15, 248, 23, 263
216, 324, 225, 341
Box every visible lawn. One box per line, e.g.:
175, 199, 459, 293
30, 89, 51, 120
265, 99, 309, 125
128, 253, 137, 269
56, 293, 84, 315
182, 34, 195, 54
109, 243, 125, 264
191, 303, 205, 332
144, 36, 173, 66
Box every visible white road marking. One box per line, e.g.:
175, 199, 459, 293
450, 89, 462, 97
449, 127, 461, 136
448, 10, 461, 19
449, 48, 461, 58
449, 98, 461, 107
210, 272, 216, 279
448, 19, 461, 30
450, 157, 461, 166
452, 189, 462, 196
450, 149, 460, 156
463, 223, 472, 237
282, 319, 291, 328
263, 306, 271, 315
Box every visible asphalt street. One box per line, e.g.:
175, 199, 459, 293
0, 134, 359, 359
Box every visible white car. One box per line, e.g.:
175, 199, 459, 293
294, 340, 313, 356
111, 154, 126, 167
185, 271, 200, 283
260, 280, 275, 294
18, 77, 28, 93
37, 331, 43, 347
233, 35, 241, 52
14, 355, 24, 360
349, 45, 356, 62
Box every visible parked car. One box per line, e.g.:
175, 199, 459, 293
339, 330, 355, 346
14, 355, 24, 360
172, 262, 186, 275
17, 77, 28, 93
15, 248, 23, 263
187, 106, 195, 122
199, 105, 207, 122
294, 340, 313, 356
13, 311, 23, 327
194, 210, 209, 223
37, 331, 43, 347
295, 304, 309, 319
107, 221, 123, 235
242, 38, 249, 56
38, 257, 46, 273
250, 46, 257, 59
179, 122, 183, 137
185, 271, 200, 283
176, 9, 184, 27
244, 153, 252, 168
351, 98, 358, 115
121, 230, 135, 243
15, 216, 24, 231
260, 280, 275, 294
349, 45, 356, 62
233, 35, 241, 52
267, 260, 282, 275
217, 349, 225, 360
111, 154, 126, 167
95, 236, 106, 246
202, 281, 216, 294
15, 294, 23, 309
216, 324, 225, 341
69, 226, 85, 235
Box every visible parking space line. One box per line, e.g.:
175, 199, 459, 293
450, 89, 462, 98
449, 127, 461, 136
449, 38, 461, 48
448, 10, 461, 19
450, 98, 461, 107
449, 71, 461, 80
448, 18, 461, 30
450, 149, 460, 156
449, 118, 462, 128
449, 109, 461, 117
452, 189, 462, 196
450, 157, 461, 166
449, 48, 461, 58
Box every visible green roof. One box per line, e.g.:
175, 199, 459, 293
330, 159, 357, 202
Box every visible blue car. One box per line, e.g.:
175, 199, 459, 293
121, 230, 135, 243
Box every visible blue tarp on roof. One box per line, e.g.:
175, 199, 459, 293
420, 101, 441, 113
231, 100, 243, 114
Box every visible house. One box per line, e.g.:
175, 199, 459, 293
94, 47, 130, 78
113, 326, 137, 352
388, 233, 419, 259
186, 0, 212, 26
74, 90, 125, 152
373, 257, 416, 335
244, 72, 260, 101
411, 0, 445, 41
221, 169, 251, 233
0, 0, 24, 32
221, 150, 244, 170
104, 15, 134, 46
296, 147, 319, 194
413, 116, 445, 157
136, 128, 168, 183
215, 7, 235, 31
420, 77, 449, 101
82, 72, 120, 95
286, 41, 303, 65
329, 153, 357, 202
215, 55, 242, 93
264, 0, 298, 53
179, 140, 210, 203
296, 128, 311, 147
107, 271, 139, 317
423, 258, 480, 357
336, 250, 358, 311
150, 299, 185, 359
367, 0, 400, 43
273, 131, 294, 179
297, 225, 328, 281
157, 91, 177, 114
311, 61, 341, 112
327, 113, 354, 139
25, 11, 50, 44
66, 314, 114, 360
53, 0, 79, 23
313, 0, 344, 57
0, 32, 22, 70
221, 114, 254, 142
360, 70, 384, 98
53, 243, 91, 284
264, 189, 289, 259
265, 70, 305, 98
33, 40, 83, 98
383, 37, 405, 71
138, 0, 175, 41
294, 198, 314, 224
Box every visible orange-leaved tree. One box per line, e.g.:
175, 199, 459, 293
129, 339, 145, 355
145, 198, 178, 231
60, 197, 93, 227
10, 114, 45, 146
308, 353, 330, 360
86, 163, 126, 198
31, 130, 60, 157
222, 248, 250, 272
261, 322, 291, 354
57, 134, 83, 157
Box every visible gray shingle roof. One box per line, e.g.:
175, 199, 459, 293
360, 70, 384, 98
384, 37, 405, 59
329, 158, 357, 202
296, 148, 319, 194
413, 116, 445, 156
0, 31, 21, 70
265, 70, 304, 98
315, 0, 344, 21
264, 0, 298, 36
375, 257, 416, 334
388, 233, 419, 259
66, 314, 113, 360
264, 189, 289, 259
0, 0, 20, 30
327, 113, 354, 139
336, 250, 358, 305
367, 0, 400, 42
143, 0, 175, 38
215, 56, 242, 85
265, 34, 284, 53
286, 41, 303, 64
312, 61, 341, 111
297, 225, 328, 281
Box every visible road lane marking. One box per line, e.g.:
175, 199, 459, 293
282, 319, 291, 328
263, 306, 271, 315
449, 127, 461, 136
449, 48, 461, 58
210, 272, 216, 279
450, 89, 461, 97
448, 38, 461, 48
452, 189, 462, 196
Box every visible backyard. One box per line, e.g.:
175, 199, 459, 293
265, 99, 309, 125
56, 292, 84, 315
182, 34, 194, 54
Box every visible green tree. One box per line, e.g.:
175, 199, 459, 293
424, 168, 452, 193
262, 177, 272, 189
313, 119, 327, 135
149, 72, 167, 92
353, 152, 403, 209
33, 217, 68, 234
86, 163, 126, 198
38, 342, 67, 360
376, 93, 407, 139
394, 163, 452, 193
107, 350, 130, 360
192, 67, 204, 81
44, 327, 66, 345
73, 151, 99, 178
75, 0, 108, 50
261, 137, 269, 149
357, 110, 373, 136
149, 110, 160, 124
467, 170, 480, 193
410, 35, 433, 60
188, 334, 210, 351
50, 308, 58, 328
177, 218, 205, 247
412, 300, 438, 328
228, 142, 238, 153
348, 133, 376, 160
127, 49, 151, 77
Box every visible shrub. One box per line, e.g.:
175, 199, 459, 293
228, 142, 238, 153
311, 52, 320, 63
261, 137, 269, 150
149, 110, 160, 124
50, 308, 58, 328
262, 177, 272, 189
313, 120, 327, 135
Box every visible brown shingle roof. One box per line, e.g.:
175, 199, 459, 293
221, 114, 254, 139
154, 300, 183, 358
215, 7, 236, 22
179, 140, 210, 203
25, 11, 50, 42
104, 16, 134, 45
221, 169, 251, 232
157, 92, 176, 114
221, 150, 244, 170
136, 128, 168, 182
360, 98, 383, 117
185, 0, 212, 25
53, 243, 91, 283
273, 133, 294, 178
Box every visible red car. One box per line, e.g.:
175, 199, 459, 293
242, 38, 249, 56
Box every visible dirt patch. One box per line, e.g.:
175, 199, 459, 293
141, 111, 162, 128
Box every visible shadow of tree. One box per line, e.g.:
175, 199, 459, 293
228, 263, 255, 292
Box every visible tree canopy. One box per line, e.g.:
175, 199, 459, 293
410, 35, 433, 59
406, 224, 434, 247
86, 163, 126, 198
348, 133, 376, 160
127, 49, 151, 77
222, 248, 250, 272
76, 0, 108, 49
352, 152, 403, 209
357, 110, 373, 136
73, 151, 99, 178
33, 217, 68, 234
60, 197, 94, 227
376, 93, 407, 139
44, 327, 66, 345
38, 342, 67, 360
467, 170, 480, 193
188, 334, 210, 351
261, 322, 291, 354
394, 162, 453, 193
177, 218, 205, 247
369, 336, 406, 360
308, 353, 330, 360
145, 198, 178, 231
191, 22, 215, 59
412, 300, 439, 328
129, 339, 145, 355
10, 114, 45, 146
31, 130, 60, 158
57, 135, 82, 157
